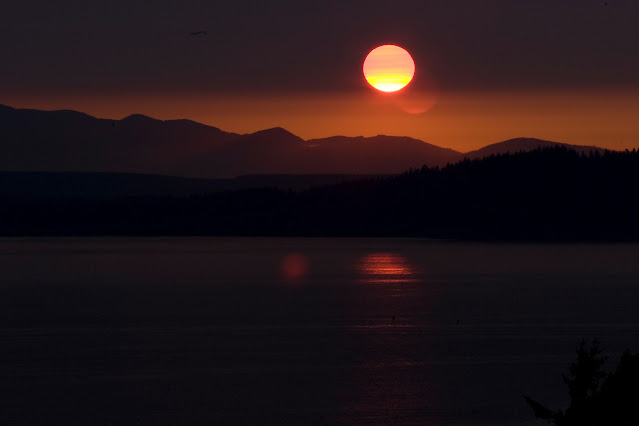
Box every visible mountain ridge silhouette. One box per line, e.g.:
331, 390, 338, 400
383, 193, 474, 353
0, 104, 611, 178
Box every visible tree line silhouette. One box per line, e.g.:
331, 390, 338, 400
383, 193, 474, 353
2, 146, 639, 240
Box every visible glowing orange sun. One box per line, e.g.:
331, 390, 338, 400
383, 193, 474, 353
363, 45, 415, 92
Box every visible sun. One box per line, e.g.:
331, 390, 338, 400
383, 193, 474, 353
363, 45, 415, 92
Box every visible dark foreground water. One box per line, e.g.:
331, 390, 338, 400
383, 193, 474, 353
1, 238, 639, 425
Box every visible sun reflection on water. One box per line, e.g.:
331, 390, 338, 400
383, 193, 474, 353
358, 253, 416, 284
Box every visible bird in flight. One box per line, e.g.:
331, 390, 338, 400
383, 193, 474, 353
189, 30, 208, 37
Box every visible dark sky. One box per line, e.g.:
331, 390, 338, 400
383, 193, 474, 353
3, 0, 639, 95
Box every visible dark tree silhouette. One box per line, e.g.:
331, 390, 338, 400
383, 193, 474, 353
525, 340, 639, 425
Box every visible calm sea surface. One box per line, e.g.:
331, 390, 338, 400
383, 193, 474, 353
2, 238, 639, 425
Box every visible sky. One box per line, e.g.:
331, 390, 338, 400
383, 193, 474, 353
2, 0, 639, 151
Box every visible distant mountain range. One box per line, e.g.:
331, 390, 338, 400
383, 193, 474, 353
0, 104, 609, 178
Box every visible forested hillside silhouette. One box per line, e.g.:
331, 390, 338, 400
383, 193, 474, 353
2, 147, 639, 240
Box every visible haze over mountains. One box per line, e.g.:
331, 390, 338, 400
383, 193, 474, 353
0, 104, 608, 179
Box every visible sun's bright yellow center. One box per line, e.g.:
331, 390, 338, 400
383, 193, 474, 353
363, 45, 415, 92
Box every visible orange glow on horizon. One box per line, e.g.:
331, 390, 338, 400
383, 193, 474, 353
363, 45, 415, 92
4, 88, 639, 153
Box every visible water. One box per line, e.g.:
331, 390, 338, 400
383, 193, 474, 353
1, 238, 639, 425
